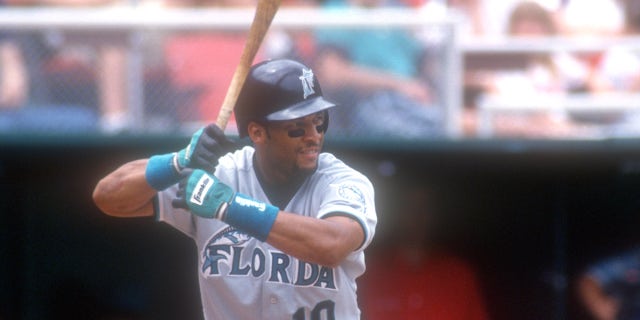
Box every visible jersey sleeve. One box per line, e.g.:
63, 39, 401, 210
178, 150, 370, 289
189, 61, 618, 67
587, 248, 640, 290
317, 174, 377, 252
155, 184, 197, 239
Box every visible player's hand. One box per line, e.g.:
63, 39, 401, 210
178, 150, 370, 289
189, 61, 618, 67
176, 124, 236, 173
145, 125, 235, 191
172, 169, 279, 241
172, 169, 235, 219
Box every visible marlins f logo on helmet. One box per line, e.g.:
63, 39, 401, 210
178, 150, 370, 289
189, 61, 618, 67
234, 59, 336, 138
299, 68, 315, 99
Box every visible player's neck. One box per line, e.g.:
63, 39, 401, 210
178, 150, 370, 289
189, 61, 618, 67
254, 155, 308, 208
253, 151, 312, 185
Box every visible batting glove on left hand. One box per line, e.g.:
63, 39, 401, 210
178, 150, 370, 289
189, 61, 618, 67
172, 169, 236, 219
172, 169, 279, 241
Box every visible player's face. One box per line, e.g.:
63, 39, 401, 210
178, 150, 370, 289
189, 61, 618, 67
264, 112, 326, 178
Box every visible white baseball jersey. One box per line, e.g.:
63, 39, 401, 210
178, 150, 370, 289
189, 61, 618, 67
156, 146, 377, 320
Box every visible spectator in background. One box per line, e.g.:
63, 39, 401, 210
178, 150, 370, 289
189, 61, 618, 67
313, 0, 445, 140
621, 0, 640, 35
440, 0, 485, 38
160, 0, 260, 132
578, 247, 640, 320
0, 27, 98, 133
43, 0, 134, 134
559, 0, 640, 136
481, 0, 564, 36
2, 0, 133, 133
491, 1, 588, 95
160, 0, 316, 131
97, 40, 129, 133
0, 35, 28, 110
463, 1, 592, 138
560, 0, 640, 94
358, 181, 489, 320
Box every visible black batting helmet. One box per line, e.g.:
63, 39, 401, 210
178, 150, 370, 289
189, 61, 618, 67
234, 59, 336, 138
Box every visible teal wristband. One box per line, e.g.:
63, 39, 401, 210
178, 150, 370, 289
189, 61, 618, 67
145, 153, 181, 190
222, 193, 279, 241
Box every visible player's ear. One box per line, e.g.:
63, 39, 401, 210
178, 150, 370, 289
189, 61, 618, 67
247, 121, 267, 143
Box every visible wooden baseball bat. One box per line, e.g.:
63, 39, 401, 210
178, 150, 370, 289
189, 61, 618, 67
215, 0, 282, 130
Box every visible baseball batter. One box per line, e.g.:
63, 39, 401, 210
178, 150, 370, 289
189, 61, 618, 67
92, 59, 377, 319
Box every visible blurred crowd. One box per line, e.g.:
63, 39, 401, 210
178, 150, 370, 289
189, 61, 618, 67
1, 0, 640, 139
457, 0, 640, 139
3, 2, 640, 319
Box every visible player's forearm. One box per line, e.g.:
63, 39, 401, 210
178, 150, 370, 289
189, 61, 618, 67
0, 43, 28, 108
578, 275, 619, 320
266, 214, 364, 268
93, 159, 156, 218
175, 169, 365, 267
97, 45, 127, 121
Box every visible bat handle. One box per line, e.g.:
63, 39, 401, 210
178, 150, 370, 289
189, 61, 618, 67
216, 63, 249, 130
215, 0, 282, 131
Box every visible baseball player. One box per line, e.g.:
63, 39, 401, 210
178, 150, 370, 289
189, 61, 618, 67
92, 59, 377, 319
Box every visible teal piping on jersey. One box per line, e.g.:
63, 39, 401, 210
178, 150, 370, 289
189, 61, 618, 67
321, 211, 368, 251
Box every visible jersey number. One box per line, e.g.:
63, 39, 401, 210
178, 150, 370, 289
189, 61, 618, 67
292, 300, 335, 320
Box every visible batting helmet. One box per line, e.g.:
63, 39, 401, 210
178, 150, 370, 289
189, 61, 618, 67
234, 59, 336, 138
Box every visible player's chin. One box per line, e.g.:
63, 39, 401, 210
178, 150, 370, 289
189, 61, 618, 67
297, 157, 318, 172
296, 152, 319, 171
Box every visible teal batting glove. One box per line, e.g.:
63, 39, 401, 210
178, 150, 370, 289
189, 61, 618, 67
174, 169, 236, 219
176, 124, 236, 173
145, 124, 235, 191
173, 169, 279, 241
174, 127, 202, 170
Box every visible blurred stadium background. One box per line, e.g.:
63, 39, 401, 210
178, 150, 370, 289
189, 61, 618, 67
2, 1, 640, 319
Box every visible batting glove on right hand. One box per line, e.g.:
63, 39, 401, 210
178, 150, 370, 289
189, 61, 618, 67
145, 124, 236, 191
